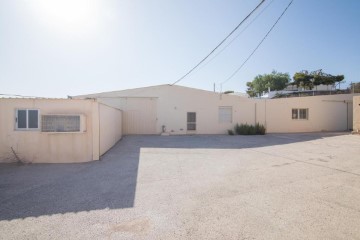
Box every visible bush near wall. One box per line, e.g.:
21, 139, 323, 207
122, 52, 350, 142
231, 123, 266, 135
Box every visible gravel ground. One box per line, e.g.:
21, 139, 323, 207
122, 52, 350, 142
1, 133, 360, 239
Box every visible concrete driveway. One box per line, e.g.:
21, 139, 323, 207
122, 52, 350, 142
1, 133, 360, 239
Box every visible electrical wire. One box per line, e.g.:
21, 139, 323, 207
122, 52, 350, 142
220, 0, 294, 86
171, 0, 266, 86
194, 0, 275, 75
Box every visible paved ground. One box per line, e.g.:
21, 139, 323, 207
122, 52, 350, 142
1, 133, 360, 239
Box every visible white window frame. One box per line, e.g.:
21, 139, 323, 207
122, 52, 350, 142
292, 108, 309, 120
219, 106, 232, 123
15, 109, 40, 131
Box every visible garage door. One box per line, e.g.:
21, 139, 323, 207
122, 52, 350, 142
119, 98, 157, 135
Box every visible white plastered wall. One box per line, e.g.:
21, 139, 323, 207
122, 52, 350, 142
75, 85, 360, 135
261, 95, 355, 133
353, 96, 360, 132
0, 98, 97, 163
99, 103, 122, 155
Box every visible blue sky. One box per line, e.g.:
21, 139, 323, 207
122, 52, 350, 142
0, 0, 359, 97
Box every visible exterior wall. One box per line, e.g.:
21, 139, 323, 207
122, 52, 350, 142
99, 103, 122, 155
261, 94, 356, 133
353, 96, 360, 132
77, 85, 258, 134
0, 98, 98, 163
97, 98, 157, 134
155, 92, 256, 135
75, 85, 360, 135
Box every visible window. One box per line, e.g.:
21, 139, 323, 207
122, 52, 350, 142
15, 109, 39, 130
292, 109, 298, 119
187, 112, 196, 131
292, 108, 308, 120
219, 106, 232, 123
41, 115, 81, 132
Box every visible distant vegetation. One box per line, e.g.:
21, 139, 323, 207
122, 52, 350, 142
246, 69, 348, 97
290, 69, 344, 90
246, 70, 290, 97
229, 123, 266, 135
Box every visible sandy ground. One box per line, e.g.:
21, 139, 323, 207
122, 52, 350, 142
1, 133, 360, 240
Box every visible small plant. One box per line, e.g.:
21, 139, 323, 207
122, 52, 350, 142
248, 125, 256, 135
255, 123, 266, 135
227, 129, 234, 135
233, 123, 266, 135
234, 123, 242, 135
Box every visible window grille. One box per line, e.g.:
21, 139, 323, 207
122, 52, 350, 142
187, 112, 196, 131
41, 115, 80, 132
292, 108, 308, 120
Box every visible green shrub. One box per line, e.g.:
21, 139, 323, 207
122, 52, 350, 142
248, 125, 256, 135
227, 129, 234, 135
255, 123, 266, 135
233, 123, 266, 135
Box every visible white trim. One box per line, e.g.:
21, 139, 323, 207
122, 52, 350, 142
15, 109, 40, 131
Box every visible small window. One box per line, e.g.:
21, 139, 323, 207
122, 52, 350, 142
219, 106, 232, 123
15, 109, 39, 130
41, 115, 81, 132
187, 112, 196, 131
292, 108, 308, 120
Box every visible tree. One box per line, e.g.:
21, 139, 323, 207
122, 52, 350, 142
246, 70, 290, 97
292, 69, 344, 90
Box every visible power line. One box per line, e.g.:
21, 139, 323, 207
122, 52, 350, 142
171, 0, 266, 86
220, 0, 294, 86
194, 0, 275, 75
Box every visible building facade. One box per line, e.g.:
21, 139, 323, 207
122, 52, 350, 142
0, 98, 122, 163
75, 84, 359, 135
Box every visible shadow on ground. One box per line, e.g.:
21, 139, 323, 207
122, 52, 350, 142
0, 132, 347, 221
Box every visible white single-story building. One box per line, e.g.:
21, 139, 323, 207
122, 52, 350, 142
1, 85, 359, 163
74, 84, 359, 135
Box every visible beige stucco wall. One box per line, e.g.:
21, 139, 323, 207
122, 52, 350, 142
353, 96, 360, 132
76, 85, 360, 135
77, 85, 258, 134
261, 94, 356, 133
99, 103, 122, 155
97, 97, 157, 134
0, 98, 99, 163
